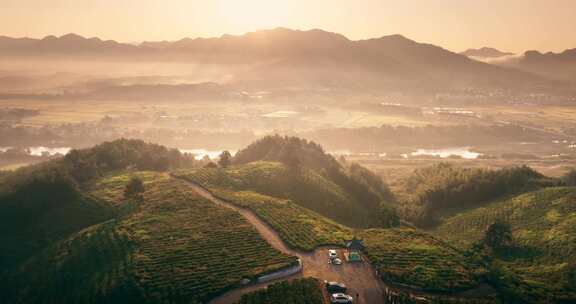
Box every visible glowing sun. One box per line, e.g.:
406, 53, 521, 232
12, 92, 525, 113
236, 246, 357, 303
216, 0, 293, 31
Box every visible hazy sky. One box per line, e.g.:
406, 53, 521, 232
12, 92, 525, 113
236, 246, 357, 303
1, 0, 575, 53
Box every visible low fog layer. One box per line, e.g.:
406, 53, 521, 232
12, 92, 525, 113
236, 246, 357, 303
1, 28, 576, 173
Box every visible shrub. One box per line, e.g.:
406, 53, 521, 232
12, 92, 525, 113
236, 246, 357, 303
483, 220, 513, 250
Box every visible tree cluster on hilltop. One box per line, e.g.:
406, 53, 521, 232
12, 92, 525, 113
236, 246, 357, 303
1, 139, 194, 195
64, 139, 194, 183
233, 135, 338, 171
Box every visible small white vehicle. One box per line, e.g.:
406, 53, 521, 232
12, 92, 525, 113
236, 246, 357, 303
332, 257, 343, 265
328, 249, 338, 259
330, 293, 353, 303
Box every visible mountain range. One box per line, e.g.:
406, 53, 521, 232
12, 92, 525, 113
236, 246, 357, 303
0, 28, 573, 91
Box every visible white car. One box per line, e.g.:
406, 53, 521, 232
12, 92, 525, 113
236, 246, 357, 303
328, 249, 338, 259
332, 257, 343, 265
330, 293, 353, 303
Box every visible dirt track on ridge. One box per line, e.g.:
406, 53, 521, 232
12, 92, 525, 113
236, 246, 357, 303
176, 178, 386, 304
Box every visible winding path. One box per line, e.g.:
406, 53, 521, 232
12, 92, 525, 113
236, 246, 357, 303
175, 177, 386, 304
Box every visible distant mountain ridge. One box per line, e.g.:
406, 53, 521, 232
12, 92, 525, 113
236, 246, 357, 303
460, 47, 514, 58
0, 33, 138, 53
523, 48, 576, 61
0, 28, 564, 91
0, 28, 507, 62
511, 48, 576, 82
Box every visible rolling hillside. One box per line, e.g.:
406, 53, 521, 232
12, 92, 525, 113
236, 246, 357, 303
0, 139, 192, 274
0, 162, 114, 275
6, 137, 574, 302
2, 172, 298, 304
360, 228, 486, 292
395, 163, 553, 227
175, 183, 355, 251
434, 187, 576, 299
174, 168, 487, 293
174, 162, 375, 227
229, 135, 397, 228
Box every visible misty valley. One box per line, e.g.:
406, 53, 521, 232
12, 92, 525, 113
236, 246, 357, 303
1, 24, 576, 304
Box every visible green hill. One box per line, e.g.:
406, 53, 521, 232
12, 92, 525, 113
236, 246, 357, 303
434, 187, 576, 300
175, 161, 385, 227
229, 135, 397, 228
0, 162, 114, 275
0, 139, 194, 274
2, 172, 297, 304
3, 137, 541, 302
396, 163, 554, 227
174, 171, 486, 292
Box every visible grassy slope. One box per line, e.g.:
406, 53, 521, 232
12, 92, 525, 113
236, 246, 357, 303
175, 167, 484, 292
4, 172, 297, 304
434, 187, 576, 296
174, 162, 373, 227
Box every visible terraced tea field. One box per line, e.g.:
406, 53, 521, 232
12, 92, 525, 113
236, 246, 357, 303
4, 220, 138, 304
360, 228, 485, 292
5, 172, 298, 304
434, 187, 576, 296
237, 278, 324, 304
435, 187, 576, 251
173, 162, 368, 226
208, 188, 353, 251
173, 172, 489, 296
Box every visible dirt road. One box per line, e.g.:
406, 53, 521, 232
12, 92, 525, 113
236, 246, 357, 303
177, 178, 385, 304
